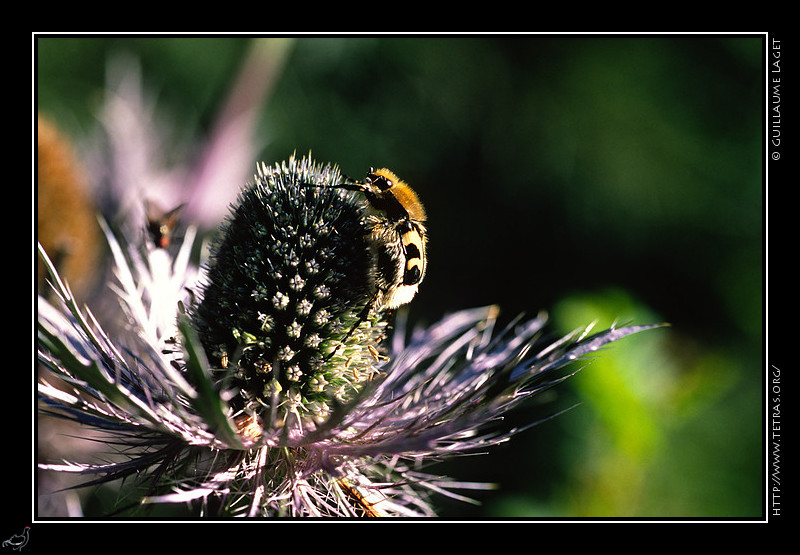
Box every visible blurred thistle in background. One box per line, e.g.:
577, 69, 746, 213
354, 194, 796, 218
35, 35, 763, 519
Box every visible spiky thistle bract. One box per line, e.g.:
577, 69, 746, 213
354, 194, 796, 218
37, 153, 662, 518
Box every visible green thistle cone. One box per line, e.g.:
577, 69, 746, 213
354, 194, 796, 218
192, 154, 390, 438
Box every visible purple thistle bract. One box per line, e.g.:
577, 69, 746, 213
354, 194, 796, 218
37, 153, 661, 518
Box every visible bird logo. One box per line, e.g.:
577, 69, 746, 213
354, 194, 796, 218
2, 526, 29, 551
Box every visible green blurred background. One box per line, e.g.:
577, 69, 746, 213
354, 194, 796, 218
36, 35, 764, 519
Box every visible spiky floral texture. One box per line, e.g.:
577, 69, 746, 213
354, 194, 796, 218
192, 157, 388, 442
37, 154, 662, 517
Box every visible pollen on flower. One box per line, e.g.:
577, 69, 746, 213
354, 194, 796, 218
313, 309, 330, 326
308, 374, 327, 392
272, 292, 289, 309
299, 233, 314, 248
297, 298, 313, 316
278, 345, 296, 361
289, 274, 305, 291
305, 333, 322, 348
313, 285, 330, 299
286, 321, 302, 338
305, 259, 321, 275
286, 365, 303, 381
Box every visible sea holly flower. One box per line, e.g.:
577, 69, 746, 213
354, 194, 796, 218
37, 152, 662, 518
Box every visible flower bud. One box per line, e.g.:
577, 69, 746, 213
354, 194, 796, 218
192, 154, 389, 434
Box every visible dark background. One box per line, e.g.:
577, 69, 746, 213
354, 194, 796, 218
36, 35, 764, 518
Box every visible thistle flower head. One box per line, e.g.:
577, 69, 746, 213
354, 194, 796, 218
37, 153, 663, 518
192, 156, 388, 444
